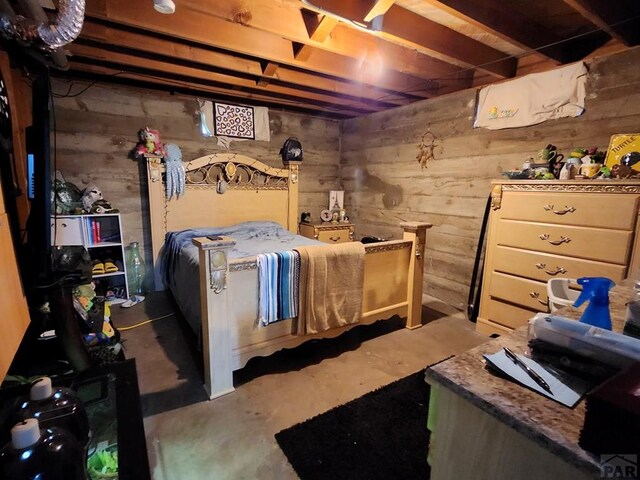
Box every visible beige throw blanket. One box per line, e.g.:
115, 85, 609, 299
295, 242, 365, 335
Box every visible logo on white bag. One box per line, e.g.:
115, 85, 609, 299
601, 454, 637, 478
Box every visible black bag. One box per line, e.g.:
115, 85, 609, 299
280, 137, 303, 162
51, 246, 92, 284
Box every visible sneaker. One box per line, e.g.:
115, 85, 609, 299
121, 295, 145, 308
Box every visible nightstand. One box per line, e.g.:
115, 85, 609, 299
299, 222, 355, 244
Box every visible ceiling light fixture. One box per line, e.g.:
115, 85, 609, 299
153, 0, 175, 14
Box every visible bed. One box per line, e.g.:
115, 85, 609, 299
146, 153, 431, 399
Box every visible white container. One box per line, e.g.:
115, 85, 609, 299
547, 278, 580, 312
530, 313, 640, 369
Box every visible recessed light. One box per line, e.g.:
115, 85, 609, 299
153, 0, 175, 14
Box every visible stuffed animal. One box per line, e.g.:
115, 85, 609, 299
164, 143, 185, 199
81, 184, 103, 212
135, 127, 165, 157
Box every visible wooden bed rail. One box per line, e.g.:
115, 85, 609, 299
193, 221, 431, 400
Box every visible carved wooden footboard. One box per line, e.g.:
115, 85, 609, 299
193, 222, 430, 400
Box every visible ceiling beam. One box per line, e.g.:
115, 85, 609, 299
422, 0, 610, 63
86, 0, 460, 98
95, 0, 467, 83
364, 0, 396, 22
78, 20, 422, 106
84, 1, 453, 97
257, 61, 279, 87
67, 43, 388, 114
307, 14, 339, 42
65, 60, 368, 118
57, 66, 354, 119
562, 0, 640, 46
295, 12, 339, 61
301, 0, 516, 78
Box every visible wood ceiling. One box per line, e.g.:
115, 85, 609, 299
55, 0, 640, 118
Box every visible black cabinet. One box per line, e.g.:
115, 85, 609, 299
0, 359, 150, 480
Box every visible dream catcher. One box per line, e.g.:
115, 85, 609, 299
416, 126, 437, 170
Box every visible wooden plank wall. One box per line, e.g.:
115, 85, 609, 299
341, 47, 640, 310
52, 81, 342, 286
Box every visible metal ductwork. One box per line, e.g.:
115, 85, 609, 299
0, 0, 85, 69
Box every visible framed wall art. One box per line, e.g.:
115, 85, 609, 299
213, 102, 256, 139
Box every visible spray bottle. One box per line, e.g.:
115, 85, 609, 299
573, 277, 615, 330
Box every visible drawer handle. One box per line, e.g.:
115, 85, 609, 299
539, 234, 571, 245
544, 204, 576, 215
529, 291, 548, 306
535, 263, 567, 276
329, 236, 340, 242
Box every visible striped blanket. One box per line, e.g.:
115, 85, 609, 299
257, 251, 301, 325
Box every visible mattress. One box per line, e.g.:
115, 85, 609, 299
162, 221, 323, 333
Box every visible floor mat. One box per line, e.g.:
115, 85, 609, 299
275, 370, 431, 480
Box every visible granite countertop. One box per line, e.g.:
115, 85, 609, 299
425, 281, 634, 478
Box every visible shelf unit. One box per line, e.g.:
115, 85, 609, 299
51, 213, 129, 304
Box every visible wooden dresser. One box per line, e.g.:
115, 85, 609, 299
477, 180, 640, 336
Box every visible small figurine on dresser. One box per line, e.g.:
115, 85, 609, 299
539, 144, 564, 178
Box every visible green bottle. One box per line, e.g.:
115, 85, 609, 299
126, 242, 145, 296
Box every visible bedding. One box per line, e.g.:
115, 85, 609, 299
257, 251, 300, 326
296, 242, 365, 335
163, 221, 322, 333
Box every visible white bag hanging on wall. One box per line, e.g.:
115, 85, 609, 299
474, 62, 588, 130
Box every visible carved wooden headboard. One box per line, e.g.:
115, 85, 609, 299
146, 153, 299, 288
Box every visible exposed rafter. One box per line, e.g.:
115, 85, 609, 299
562, 0, 640, 47
302, 0, 516, 77
422, 0, 610, 63
46, 0, 635, 118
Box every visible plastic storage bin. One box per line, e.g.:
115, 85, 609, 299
547, 278, 580, 312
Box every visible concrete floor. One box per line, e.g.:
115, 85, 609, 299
113, 293, 487, 480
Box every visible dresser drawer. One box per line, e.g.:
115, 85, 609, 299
498, 192, 639, 230
489, 272, 549, 312
484, 298, 538, 330
495, 220, 632, 264
317, 229, 351, 244
476, 317, 513, 336
492, 246, 628, 283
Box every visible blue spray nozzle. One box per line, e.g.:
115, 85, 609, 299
572, 277, 615, 330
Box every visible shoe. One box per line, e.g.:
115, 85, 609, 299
121, 295, 145, 308
92, 259, 105, 275
104, 258, 118, 273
